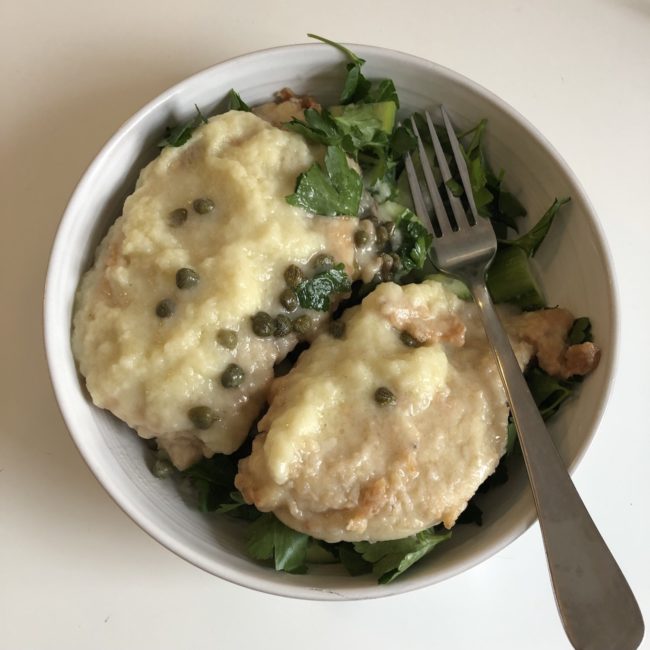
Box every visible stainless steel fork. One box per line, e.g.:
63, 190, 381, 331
405, 108, 644, 650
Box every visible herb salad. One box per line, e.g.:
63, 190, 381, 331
143, 34, 598, 584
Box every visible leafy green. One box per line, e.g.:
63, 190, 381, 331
246, 513, 310, 573
394, 206, 434, 272
158, 105, 208, 148
501, 197, 570, 256
568, 317, 593, 345
337, 543, 373, 576
353, 528, 452, 584
389, 123, 417, 158
286, 145, 363, 216
366, 79, 400, 107
295, 263, 351, 311
525, 365, 576, 420
227, 89, 251, 112
286, 108, 342, 146
456, 502, 483, 526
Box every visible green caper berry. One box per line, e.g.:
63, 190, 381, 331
217, 328, 238, 349
251, 311, 275, 337
151, 457, 175, 479
279, 287, 299, 312
176, 267, 200, 289
400, 331, 421, 348
374, 387, 396, 406
193, 197, 215, 214
221, 363, 245, 388
292, 314, 312, 335
274, 314, 293, 337
168, 208, 188, 227
155, 298, 175, 318
375, 225, 389, 245
312, 253, 334, 270
188, 406, 217, 429
329, 320, 346, 339
284, 264, 305, 288
354, 229, 370, 247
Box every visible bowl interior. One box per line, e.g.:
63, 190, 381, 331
44, 43, 616, 600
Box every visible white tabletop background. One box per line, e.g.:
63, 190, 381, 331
2, 0, 649, 648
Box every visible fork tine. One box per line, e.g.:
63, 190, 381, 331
409, 116, 452, 236
425, 111, 473, 229
441, 106, 480, 223
404, 151, 436, 236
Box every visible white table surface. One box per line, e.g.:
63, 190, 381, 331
2, 0, 649, 647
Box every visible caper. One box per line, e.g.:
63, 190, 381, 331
400, 331, 421, 348
354, 229, 370, 247
284, 264, 305, 288
383, 221, 396, 237
374, 387, 396, 406
279, 287, 299, 312
176, 267, 200, 289
274, 314, 292, 337
217, 328, 238, 349
221, 363, 245, 388
379, 254, 394, 282
151, 457, 175, 479
188, 406, 217, 429
292, 314, 312, 336
251, 311, 275, 337
155, 298, 175, 318
375, 225, 389, 246
168, 208, 188, 227
193, 197, 215, 214
329, 320, 346, 339
312, 253, 334, 270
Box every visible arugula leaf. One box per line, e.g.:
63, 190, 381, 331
353, 528, 452, 584
295, 263, 351, 311
227, 89, 251, 112
394, 206, 434, 272
246, 513, 310, 574
158, 105, 208, 148
286, 145, 363, 216
501, 197, 570, 256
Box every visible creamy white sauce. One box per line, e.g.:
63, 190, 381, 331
236, 280, 534, 542
72, 111, 359, 468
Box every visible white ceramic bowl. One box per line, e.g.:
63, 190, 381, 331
44, 43, 617, 600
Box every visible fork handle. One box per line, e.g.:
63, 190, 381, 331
469, 279, 644, 650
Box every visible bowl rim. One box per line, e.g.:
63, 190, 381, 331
43, 41, 619, 600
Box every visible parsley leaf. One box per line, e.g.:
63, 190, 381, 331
227, 89, 251, 112
158, 105, 208, 148
295, 263, 351, 311
500, 197, 570, 256
393, 205, 433, 272
285, 108, 342, 147
246, 513, 310, 574
286, 145, 363, 216
353, 528, 452, 584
